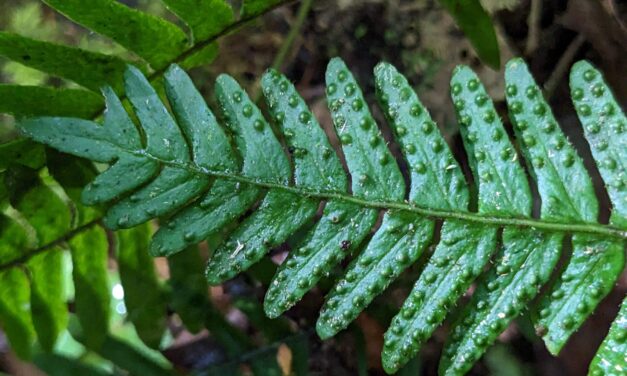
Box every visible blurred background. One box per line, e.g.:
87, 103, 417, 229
0, 0, 626, 375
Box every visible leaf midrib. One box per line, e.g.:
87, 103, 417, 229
133, 149, 627, 240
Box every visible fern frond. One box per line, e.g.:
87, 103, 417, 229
12, 57, 627, 375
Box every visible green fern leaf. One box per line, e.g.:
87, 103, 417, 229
438, 66, 563, 375
589, 297, 627, 376
0, 268, 35, 359
373, 63, 496, 373
570, 61, 626, 227
204, 73, 318, 283
505, 59, 625, 355
13, 57, 627, 375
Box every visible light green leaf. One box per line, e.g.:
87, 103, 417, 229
68, 225, 110, 349
28, 248, 68, 351
117, 223, 166, 349
505, 59, 623, 354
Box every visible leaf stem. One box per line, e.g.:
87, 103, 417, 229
271, 0, 313, 71
140, 152, 627, 241
0, 218, 101, 271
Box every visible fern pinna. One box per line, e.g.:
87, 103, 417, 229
15, 57, 626, 375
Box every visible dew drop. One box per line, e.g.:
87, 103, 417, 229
578, 104, 591, 116
454, 99, 465, 111
379, 153, 388, 165
510, 101, 523, 114
253, 119, 264, 131
410, 104, 422, 117
352, 99, 364, 111
242, 104, 253, 118
369, 135, 379, 147
344, 83, 355, 96
483, 110, 496, 123
591, 84, 604, 97
475, 94, 488, 106
583, 69, 596, 82
414, 162, 426, 174
467, 79, 479, 91
288, 94, 298, 108
400, 88, 411, 101
299, 111, 311, 124
327, 83, 337, 95
421, 121, 433, 134
525, 86, 537, 99
562, 153, 574, 167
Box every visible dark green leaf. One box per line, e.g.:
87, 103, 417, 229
0, 139, 45, 171
33, 352, 109, 376
162, 0, 234, 41
42, 0, 188, 69
0, 85, 103, 118
0, 31, 128, 93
